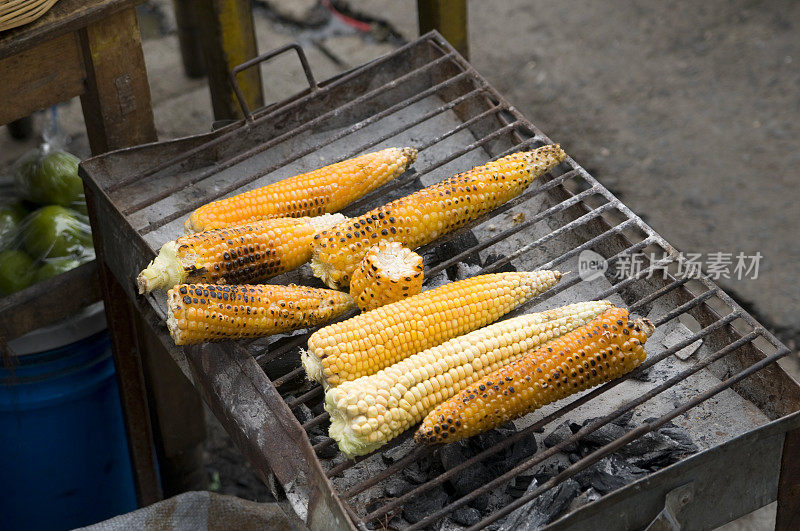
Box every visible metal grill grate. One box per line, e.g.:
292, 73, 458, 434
80, 33, 799, 530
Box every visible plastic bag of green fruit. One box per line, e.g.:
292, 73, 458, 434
0, 147, 94, 297
12, 147, 87, 212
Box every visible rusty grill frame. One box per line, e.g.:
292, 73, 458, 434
80, 32, 800, 529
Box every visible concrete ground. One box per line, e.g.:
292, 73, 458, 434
1, 0, 796, 529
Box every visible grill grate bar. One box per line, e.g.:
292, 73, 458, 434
340, 307, 740, 501
385, 330, 767, 528
628, 276, 692, 312
109, 42, 459, 193
136, 54, 467, 230
285, 386, 323, 410
473, 199, 615, 276
468, 339, 791, 530
271, 366, 305, 388
534, 218, 637, 273
123, 66, 476, 216
302, 412, 330, 431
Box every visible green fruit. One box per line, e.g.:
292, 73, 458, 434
34, 257, 81, 283
13, 149, 83, 207
0, 202, 27, 250
22, 205, 93, 259
0, 250, 35, 296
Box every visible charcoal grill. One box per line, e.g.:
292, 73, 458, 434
80, 33, 800, 529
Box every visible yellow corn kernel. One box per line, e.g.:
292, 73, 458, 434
326, 300, 612, 457
166, 283, 354, 345
185, 147, 417, 232
416, 308, 654, 444
310, 144, 566, 289
138, 214, 344, 294
350, 241, 424, 311
302, 270, 561, 388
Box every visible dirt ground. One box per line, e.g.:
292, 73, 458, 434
1, 0, 797, 528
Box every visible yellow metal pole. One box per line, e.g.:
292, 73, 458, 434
417, 0, 469, 59
196, 0, 264, 120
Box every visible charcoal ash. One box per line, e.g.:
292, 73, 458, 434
383, 476, 414, 498
568, 487, 602, 512
381, 438, 417, 465
451, 506, 481, 527
424, 270, 451, 291
455, 262, 484, 281
498, 478, 581, 530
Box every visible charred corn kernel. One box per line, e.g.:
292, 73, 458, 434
416, 308, 654, 444
166, 283, 354, 345
185, 147, 417, 232
326, 301, 612, 457
302, 271, 561, 388
349, 242, 424, 311
138, 214, 345, 294
310, 145, 566, 289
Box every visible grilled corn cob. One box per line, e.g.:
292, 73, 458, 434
327, 301, 612, 457
302, 270, 561, 388
185, 147, 417, 232
166, 283, 354, 345
416, 308, 654, 444
310, 144, 566, 289
138, 214, 345, 294
349, 241, 424, 311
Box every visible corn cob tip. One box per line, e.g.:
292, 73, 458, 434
400, 147, 418, 165
325, 387, 382, 457
137, 242, 188, 294
301, 348, 328, 388
633, 317, 656, 338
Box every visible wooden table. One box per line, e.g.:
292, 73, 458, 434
0, 0, 170, 507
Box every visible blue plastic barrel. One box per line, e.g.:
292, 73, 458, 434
0, 304, 138, 530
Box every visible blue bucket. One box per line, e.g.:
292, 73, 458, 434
0, 303, 138, 530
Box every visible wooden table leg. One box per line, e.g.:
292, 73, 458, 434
78, 6, 156, 155
776, 426, 800, 530
195, 0, 263, 120
417, 0, 469, 59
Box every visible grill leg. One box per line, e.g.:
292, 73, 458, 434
173, 0, 207, 78
417, 0, 469, 59
776, 426, 800, 530
195, 0, 264, 120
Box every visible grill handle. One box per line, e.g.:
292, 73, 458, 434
230, 43, 318, 121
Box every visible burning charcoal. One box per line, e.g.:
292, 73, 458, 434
618, 429, 698, 470
507, 475, 535, 498
579, 422, 627, 448
568, 487, 602, 512
499, 478, 581, 530
502, 431, 538, 474
455, 262, 484, 281
528, 453, 571, 484
543, 422, 577, 453
381, 439, 416, 465
482, 252, 517, 273
438, 441, 493, 511
568, 452, 581, 464
402, 489, 448, 524
420, 230, 480, 279
310, 435, 338, 459
573, 455, 647, 495
451, 506, 481, 527
383, 477, 413, 498
613, 410, 634, 427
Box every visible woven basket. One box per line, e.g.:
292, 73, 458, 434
0, 0, 60, 32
